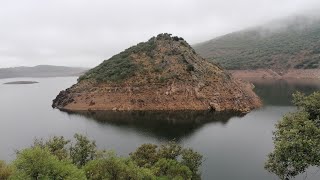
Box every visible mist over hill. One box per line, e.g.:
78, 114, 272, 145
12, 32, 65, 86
194, 15, 320, 70
0, 65, 88, 79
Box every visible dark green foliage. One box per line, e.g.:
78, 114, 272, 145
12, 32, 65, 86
79, 37, 157, 82
158, 141, 182, 160
265, 91, 320, 179
78, 55, 137, 82
129, 144, 160, 168
70, 133, 97, 167
294, 58, 320, 69
2, 134, 203, 179
130, 141, 203, 179
153, 158, 192, 180
181, 149, 203, 179
194, 18, 320, 70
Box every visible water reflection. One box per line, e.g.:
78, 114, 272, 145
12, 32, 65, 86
65, 110, 243, 141
252, 79, 320, 106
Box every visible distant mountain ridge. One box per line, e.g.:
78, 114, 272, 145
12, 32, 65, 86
194, 16, 320, 70
0, 65, 88, 79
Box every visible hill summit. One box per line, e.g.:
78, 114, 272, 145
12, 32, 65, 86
53, 33, 261, 112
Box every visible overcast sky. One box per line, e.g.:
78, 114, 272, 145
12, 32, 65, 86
0, 0, 319, 68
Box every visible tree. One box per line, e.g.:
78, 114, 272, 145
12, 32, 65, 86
11, 146, 86, 180
70, 133, 97, 167
265, 91, 320, 179
33, 136, 70, 160
181, 149, 203, 180
153, 158, 192, 180
130, 144, 159, 168
292, 91, 320, 121
158, 141, 182, 160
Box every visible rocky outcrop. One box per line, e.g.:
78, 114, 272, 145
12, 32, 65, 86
53, 33, 262, 113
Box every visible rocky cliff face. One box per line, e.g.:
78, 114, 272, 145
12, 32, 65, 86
53, 33, 261, 113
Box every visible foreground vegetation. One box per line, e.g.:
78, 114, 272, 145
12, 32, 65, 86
265, 91, 320, 179
0, 135, 202, 180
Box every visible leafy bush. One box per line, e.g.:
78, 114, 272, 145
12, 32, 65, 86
0, 161, 13, 180
12, 147, 86, 180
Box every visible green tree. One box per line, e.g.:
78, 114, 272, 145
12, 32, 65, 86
181, 149, 203, 180
265, 91, 320, 179
292, 91, 320, 120
11, 146, 86, 180
153, 158, 192, 180
130, 144, 159, 168
70, 133, 97, 167
33, 136, 70, 160
158, 141, 182, 160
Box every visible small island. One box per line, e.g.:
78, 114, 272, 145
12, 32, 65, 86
3, 81, 39, 85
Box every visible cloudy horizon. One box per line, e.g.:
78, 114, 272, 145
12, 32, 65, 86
1, 0, 320, 68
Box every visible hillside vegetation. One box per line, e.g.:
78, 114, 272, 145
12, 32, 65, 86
194, 16, 320, 70
78, 33, 189, 83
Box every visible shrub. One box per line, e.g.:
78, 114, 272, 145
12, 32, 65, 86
12, 147, 86, 179
186, 64, 195, 72
0, 161, 13, 180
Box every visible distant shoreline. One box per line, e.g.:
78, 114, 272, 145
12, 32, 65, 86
229, 69, 320, 81
3, 81, 39, 85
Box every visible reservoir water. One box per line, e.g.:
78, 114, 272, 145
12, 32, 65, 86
0, 77, 319, 180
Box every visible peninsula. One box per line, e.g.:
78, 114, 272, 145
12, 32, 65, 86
53, 33, 261, 113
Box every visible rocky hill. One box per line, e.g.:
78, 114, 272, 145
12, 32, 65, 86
0, 65, 87, 79
53, 33, 261, 112
194, 16, 320, 70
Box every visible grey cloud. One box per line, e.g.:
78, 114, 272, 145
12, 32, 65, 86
0, 0, 319, 68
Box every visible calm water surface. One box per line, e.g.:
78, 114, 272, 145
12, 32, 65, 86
0, 77, 320, 180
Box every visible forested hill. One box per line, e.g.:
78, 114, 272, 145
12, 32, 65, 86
0, 65, 88, 79
194, 16, 320, 70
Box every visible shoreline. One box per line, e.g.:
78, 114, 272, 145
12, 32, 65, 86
3, 81, 39, 85
229, 69, 320, 81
